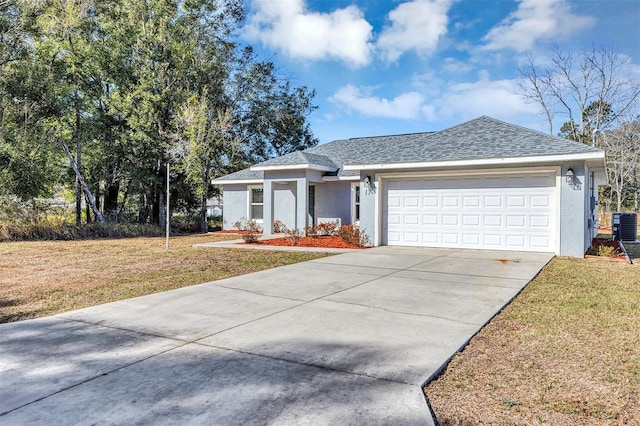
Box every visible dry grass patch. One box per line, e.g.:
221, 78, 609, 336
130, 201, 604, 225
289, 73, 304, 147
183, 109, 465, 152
425, 257, 640, 425
624, 242, 640, 262
0, 234, 330, 323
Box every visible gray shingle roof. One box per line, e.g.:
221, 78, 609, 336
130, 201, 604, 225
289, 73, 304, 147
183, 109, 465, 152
214, 168, 262, 182
252, 150, 337, 170
213, 116, 603, 182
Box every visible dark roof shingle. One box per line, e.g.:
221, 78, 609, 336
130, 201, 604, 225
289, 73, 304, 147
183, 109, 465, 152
213, 116, 602, 182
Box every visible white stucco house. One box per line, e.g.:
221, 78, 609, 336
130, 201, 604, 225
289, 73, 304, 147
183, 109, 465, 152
212, 116, 607, 257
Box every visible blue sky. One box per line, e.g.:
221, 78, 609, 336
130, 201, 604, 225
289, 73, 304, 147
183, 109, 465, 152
240, 0, 640, 143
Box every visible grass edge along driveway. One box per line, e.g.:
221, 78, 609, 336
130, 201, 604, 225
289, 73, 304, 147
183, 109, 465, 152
425, 256, 640, 425
0, 234, 330, 323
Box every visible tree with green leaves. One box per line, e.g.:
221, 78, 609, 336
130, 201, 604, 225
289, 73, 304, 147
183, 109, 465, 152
0, 0, 318, 230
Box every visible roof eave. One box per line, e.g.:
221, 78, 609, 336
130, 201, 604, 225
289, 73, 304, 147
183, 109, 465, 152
211, 179, 263, 185
251, 163, 337, 172
321, 175, 360, 182
343, 152, 606, 171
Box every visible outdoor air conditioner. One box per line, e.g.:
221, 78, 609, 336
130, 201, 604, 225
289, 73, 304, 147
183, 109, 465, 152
612, 212, 637, 242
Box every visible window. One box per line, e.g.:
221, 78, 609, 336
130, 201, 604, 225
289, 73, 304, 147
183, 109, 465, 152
308, 185, 315, 225
248, 186, 263, 221
351, 183, 360, 224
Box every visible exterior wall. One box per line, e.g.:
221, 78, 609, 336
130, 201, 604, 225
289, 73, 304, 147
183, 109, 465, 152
221, 184, 248, 230
359, 174, 378, 245
358, 165, 592, 257
559, 162, 589, 257
314, 181, 352, 226
273, 183, 297, 231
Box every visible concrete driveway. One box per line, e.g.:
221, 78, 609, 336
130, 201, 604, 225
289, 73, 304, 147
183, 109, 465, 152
0, 247, 552, 425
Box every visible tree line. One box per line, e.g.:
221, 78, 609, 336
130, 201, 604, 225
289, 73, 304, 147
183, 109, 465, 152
0, 0, 318, 231
517, 45, 640, 213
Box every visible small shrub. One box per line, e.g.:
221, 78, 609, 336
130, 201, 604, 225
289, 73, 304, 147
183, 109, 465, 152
273, 220, 285, 233
317, 221, 339, 236
598, 245, 619, 257
240, 219, 261, 243
337, 225, 370, 247
305, 225, 318, 237
233, 220, 243, 231
285, 228, 302, 245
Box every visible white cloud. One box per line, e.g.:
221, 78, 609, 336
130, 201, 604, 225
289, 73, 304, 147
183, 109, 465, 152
441, 57, 473, 74
330, 85, 426, 119
377, 0, 452, 62
482, 0, 595, 51
429, 71, 540, 121
244, 0, 373, 67
330, 72, 539, 123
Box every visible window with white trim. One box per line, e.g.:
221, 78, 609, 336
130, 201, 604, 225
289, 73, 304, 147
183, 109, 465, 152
248, 186, 263, 222
351, 183, 360, 225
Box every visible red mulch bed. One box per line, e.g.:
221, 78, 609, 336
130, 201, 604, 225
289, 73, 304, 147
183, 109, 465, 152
242, 235, 366, 249
588, 238, 626, 259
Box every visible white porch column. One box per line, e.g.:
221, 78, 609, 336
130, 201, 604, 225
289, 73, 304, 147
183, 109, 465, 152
263, 179, 273, 235
295, 177, 308, 233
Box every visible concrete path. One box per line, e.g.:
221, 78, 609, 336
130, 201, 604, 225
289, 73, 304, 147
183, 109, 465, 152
0, 247, 552, 425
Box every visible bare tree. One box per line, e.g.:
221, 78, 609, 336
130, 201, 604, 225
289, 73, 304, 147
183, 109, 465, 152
517, 45, 640, 143
600, 119, 640, 212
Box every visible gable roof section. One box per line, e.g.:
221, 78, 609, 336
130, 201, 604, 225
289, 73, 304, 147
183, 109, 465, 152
212, 116, 604, 183
251, 151, 337, 171
212, 168, 263, 184
343, 116, 603, 170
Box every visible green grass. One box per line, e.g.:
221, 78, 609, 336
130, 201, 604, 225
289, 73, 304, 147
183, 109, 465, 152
0, 234, 330, 323
425, 257, 640, 425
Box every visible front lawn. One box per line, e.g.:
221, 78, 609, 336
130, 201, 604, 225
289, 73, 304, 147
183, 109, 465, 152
425, 257, 640, 424
0, 234, 330, 323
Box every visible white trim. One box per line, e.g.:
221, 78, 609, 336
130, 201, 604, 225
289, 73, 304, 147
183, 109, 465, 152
374, 177, 381, 246
247, 184, 264, 224
554, 167, 562, 255
376, 166, 559, 180
322, 175, 360, 182
344, 152, 605, 171
251, 163, 336, 172
375, 166, 561, 254
212, 179, 263, 185
350, 182, 360, 225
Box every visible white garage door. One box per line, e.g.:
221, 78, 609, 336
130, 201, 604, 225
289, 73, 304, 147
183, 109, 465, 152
384, 173, 557, 252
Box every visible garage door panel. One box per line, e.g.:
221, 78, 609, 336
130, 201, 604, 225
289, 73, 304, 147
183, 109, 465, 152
462, 215, 481, 226
404, 196, 419, 208
484, 196, 503, 208
443, 196, 460, 207
442, 215, 459, 226
404, 215, 419, 225
484, 215, 502, 227
506, 215, 526, 227
422, 214, 438, 225
385, 173, 556, 252
506, 196, 526, 207
530, 216, 550, 227
422, 196, 439, 207
483, 234, 503, 246
388, 214, 401, 225
531, 195, 551, 208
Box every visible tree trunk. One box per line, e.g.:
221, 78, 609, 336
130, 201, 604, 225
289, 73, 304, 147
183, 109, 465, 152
61, 142, 105, 222
75, 105, 82, 225
200, 193, 208, 233
200, 168, 210, 233
104, 178, 120, 220
158, 191, 165, 228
